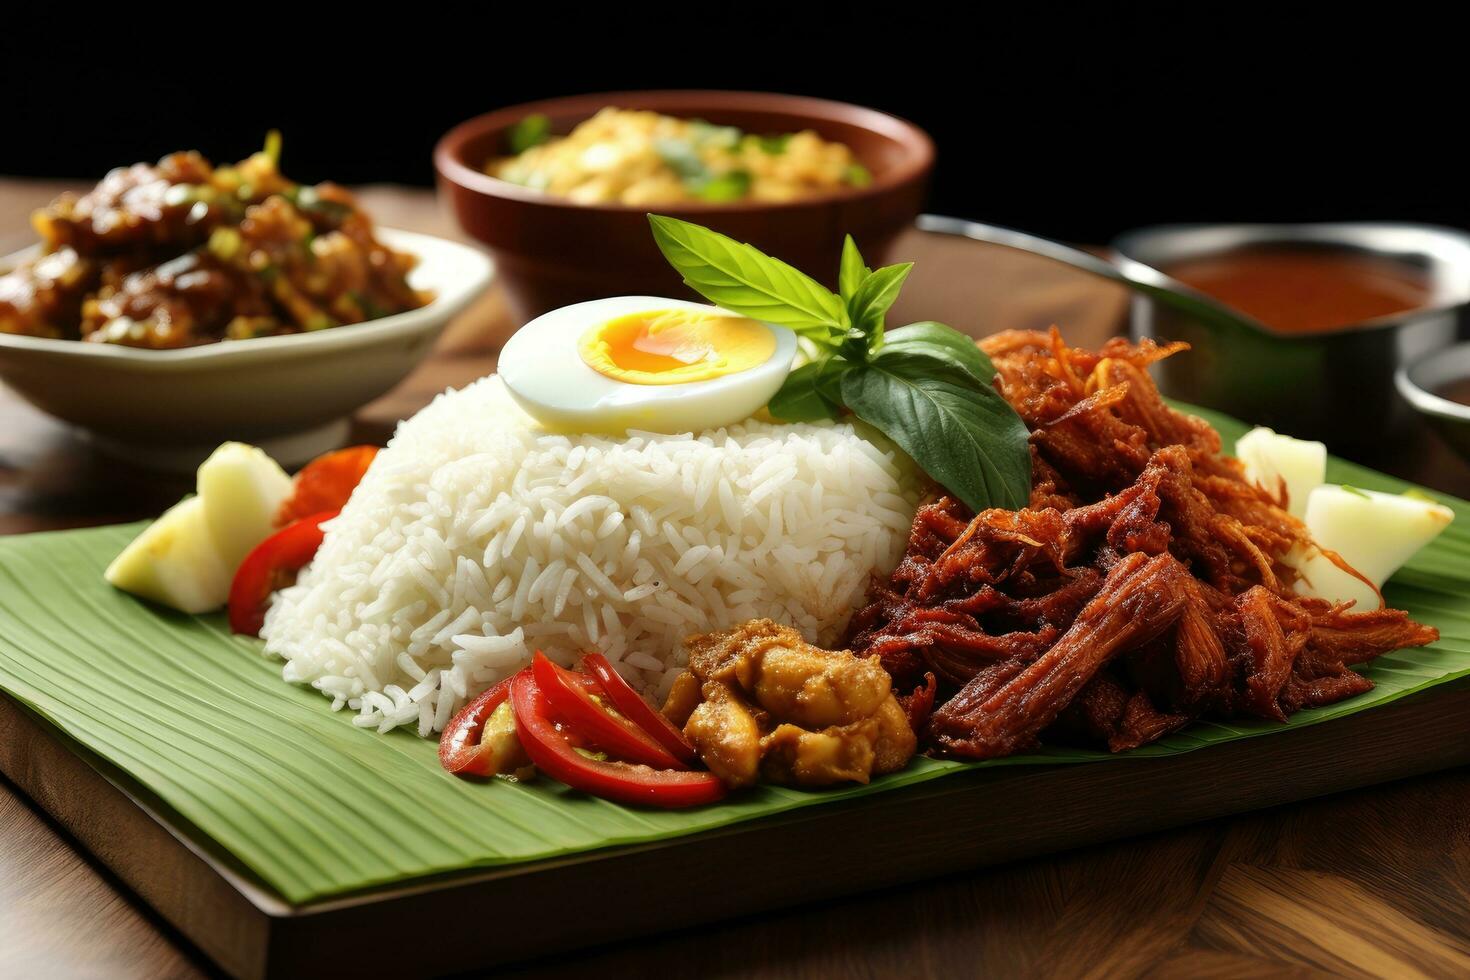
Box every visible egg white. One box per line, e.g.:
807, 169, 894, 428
497, 296, 798, 434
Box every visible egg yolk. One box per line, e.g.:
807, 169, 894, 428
578, 309, 776, 385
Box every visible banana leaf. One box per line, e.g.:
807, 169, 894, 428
0, 407, 1467, 905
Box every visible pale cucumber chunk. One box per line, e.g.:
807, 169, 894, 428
104, 496, 233, 614
198, 442, 293, 571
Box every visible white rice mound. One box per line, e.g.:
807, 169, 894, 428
260, 376, 921, 736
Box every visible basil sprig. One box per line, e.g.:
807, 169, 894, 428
648, 215, 1031, 512
649, 215, 848, 339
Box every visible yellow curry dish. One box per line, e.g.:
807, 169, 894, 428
487, 107, 871, 206
0, 135, 429, 349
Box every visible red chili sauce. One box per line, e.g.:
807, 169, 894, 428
1163, 245, 1434, 333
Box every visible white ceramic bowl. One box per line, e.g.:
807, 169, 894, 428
0, 228, 493, 469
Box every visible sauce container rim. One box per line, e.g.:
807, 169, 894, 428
1111, 221, 1470, 339
1396, 340, 1470, 422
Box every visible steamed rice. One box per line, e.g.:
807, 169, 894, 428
260, 376, 921, 735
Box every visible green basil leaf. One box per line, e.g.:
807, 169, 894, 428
768, 358, 851, 422
881, 321, 996, 384
648, 215, 847, 342
508, 114, 552, 154
845, 162, 872, 187
838, 235, 869, 302
814, 355, 851, 406
847, 262, 913, 349
841, 348, 1031, 512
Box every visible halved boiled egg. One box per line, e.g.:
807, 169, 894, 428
498, 296, 796, 433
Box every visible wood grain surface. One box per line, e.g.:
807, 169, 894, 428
2, 180, 1468, 978
498, 767, 1470, 980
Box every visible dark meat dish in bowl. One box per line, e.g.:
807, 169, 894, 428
0, 139, 428, 348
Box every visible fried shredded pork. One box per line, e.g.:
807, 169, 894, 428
848, 330, 1439, 760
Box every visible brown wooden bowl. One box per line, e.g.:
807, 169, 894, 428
434, 91, 934, 325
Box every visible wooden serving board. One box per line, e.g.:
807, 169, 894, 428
4, 681, 1467, 979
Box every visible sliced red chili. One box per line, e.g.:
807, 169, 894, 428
439, 675, 517, 776
276, 445, 378, 526
510, 671, 724, 808
531, 653, 686, 771
441, 668, 602, 778
228, 509, 338, 636
581, 651, 697, 765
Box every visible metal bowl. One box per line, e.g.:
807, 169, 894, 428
1397, 341, 1470, 463
1114, 223, 1470, 451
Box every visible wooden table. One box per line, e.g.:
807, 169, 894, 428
2, 181, 1468, 979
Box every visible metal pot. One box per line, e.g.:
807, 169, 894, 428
1113, 223, 1470, 451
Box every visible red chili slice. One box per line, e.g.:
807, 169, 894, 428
440, 668, 602, 778
581, 651, 697, 765
531, 653, 686, 771
228, 510, 338, 636
439, 675, 517, 776
510, 671, 724, 808
276, 445, 378, 527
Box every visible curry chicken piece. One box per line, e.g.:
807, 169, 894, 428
681, 679, 763, 787
669, 619, 917, 789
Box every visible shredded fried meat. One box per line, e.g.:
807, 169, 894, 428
848, 330, 1439, 760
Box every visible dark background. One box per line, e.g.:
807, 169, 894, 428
3, 13, 1462, 244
